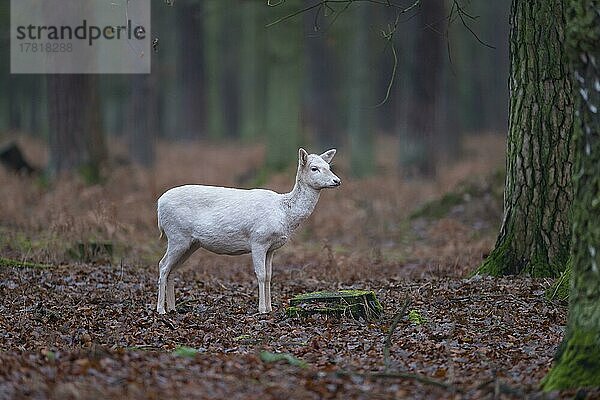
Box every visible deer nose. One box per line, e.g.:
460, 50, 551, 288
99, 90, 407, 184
332, 177, 341, 186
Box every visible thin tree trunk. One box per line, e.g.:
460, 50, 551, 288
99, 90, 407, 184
304, 10, 339, 149
265, 0, 303, 170
8, 76, 21, 131
178, 2, 204, 139
347, 3, 374, 177
476, 0, 574, 277
86, 75, 106, 174
440, 0, 460, 163
395, 15, 416, 165
221, 6, 240, 138
127, 75, 156, 167
486, 0, 511, 133
240, 0, 264, 141
204, 0, 225, 139
400, 0, 444, 178
542, 1, 600, 389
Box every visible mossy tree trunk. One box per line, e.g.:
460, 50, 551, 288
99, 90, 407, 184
542, 1, 600, 390
265, 0, 303, 170
477, 0, 574, 277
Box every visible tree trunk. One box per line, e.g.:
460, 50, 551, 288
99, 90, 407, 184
476, 0, 574, 277
221, 6, 241, 138
86, 76, 107, 175
127, 75, 156, 167
47, 75, 106, 181
485, 0, 511, 133
304, 10, 339, 149
8, 76, 22, 131
240, 0, 264, 141
265, 0, 303, 170
204, 0, 225, 139
400, 0, 445, 178
347, 3, 374, 177
178, 2, 204, 139
542, 1, 600, 389
395, 15, 416, 166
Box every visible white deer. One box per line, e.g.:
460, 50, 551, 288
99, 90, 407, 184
156, 148, 341, 314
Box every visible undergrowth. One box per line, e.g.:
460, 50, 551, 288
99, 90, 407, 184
0, 134, 505, 278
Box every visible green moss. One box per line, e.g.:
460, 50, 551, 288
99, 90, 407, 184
286, 303, 375, 319
408, 309, 426, 325
78, 163, 104, 185
260, 351, 307, 368
172, 346, 199, 358
566, 2, 600, 60
546, 260, 572, 302
290, 289, 376, 303
542, 330, 600, 390
410, 170, 505, 221
474, 231, 515, 277
287, 290, 383, 320
67, 242, 113, 263
0, 257, 50, 269
474, 230, 567, 278
410, 192, 463, 220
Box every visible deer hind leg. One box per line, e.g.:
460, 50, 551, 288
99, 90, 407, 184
265, 250, 274, 312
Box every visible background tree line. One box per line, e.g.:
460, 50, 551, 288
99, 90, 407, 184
0, 0, 510, 179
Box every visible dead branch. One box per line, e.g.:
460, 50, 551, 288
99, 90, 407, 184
383, 297, 411, 370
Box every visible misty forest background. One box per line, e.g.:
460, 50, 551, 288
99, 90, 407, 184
0, 0, 509, 178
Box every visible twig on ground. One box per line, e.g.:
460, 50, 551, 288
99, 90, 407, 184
383, 297, 411, 370
160, 317, 176, 330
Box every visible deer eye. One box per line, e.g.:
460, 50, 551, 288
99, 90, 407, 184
310, 166, 319, 172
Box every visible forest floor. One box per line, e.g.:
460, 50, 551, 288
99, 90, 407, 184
0, 134, 588, 399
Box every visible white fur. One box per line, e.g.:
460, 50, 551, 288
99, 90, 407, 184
156, 148, 341, 314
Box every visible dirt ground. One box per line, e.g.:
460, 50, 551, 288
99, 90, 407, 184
0, 135, 587, 399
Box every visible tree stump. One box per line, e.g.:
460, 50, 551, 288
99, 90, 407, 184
286, 290, 383, 320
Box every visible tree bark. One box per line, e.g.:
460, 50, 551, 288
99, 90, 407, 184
47, 75, 106, 181
476, 0, 574, 277
542, 1, 600, 389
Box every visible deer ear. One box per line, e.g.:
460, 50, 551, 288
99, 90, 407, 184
320, 149, 336, 164
298, 148, 309, 166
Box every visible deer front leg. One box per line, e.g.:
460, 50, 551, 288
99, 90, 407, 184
251, 245, 268, 314
265, 250, 274, 312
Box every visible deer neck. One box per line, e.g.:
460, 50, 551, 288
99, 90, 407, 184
282, 177, 321, 228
